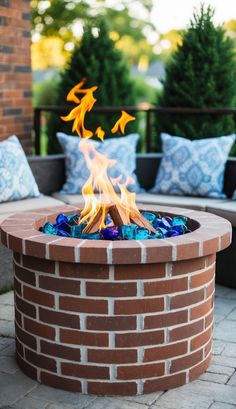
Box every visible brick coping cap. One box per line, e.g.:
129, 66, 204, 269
0, 204, 232, 264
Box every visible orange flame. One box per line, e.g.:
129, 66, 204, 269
95, 126, 105, 141
61, 81, 98, 138
111, 110, 135, 134
61, 81, 148, 233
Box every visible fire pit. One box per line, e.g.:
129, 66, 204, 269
0, 204, 232, 395
0, 81, 232, 395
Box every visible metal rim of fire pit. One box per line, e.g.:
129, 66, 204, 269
0, 204, 231, 264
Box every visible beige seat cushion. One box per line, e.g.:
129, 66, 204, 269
0, 196, 64, 223
207, 201, 236, 226
53, 192, 226, 212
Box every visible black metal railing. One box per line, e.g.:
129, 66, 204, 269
33, 106, 236, 155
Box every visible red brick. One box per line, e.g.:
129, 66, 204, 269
14, 264, 36, 286
16, 352, 37, 380
144, 277, 188, 296
117, 362, 165, 380
206, 254, 216, 266
88, 348, 137, 364
116, 329, 164, 347
86, 281, 137, 297
144, 372, 186, 393
15, 308, 22, 326
191, 297, 213, 320
205, 310, 214, 329
203, 236, 219, 255
87, 316, 136, 331
170, 289, 205, 309
206, 280, 215, 298
23, 285, 54, 308
15, 322, 37, 350
60, 329, 108, 347
112, 242, 141, 264
169, 319, 204, 342
171, 349, 203, 373
15, 337, 24, 357
189, 354, 211, 382
79, 241, 109, 264
13, 252, 21, 263
23, 255, 55, 274
25, 348, 57, 372
25, 235, 55, 258
144, 341, 188, 362
88, 381, 137, 396
59, 262, 109, 279
41, 340, 81, 362
115, 297, 164, 315
191, 326, 212, 351
205, 338, 212, 357
114, 263, 165, 280
142, 240, 172, 263
61, 362, 109, 379
15, 294, 36, 318
145, 310, 188, 329
14, 277, 22, 296
40, 371, 81, 393
59, 296, 108, 314
49, 238, 79, 261
39, 276, 80, 295
190, 265, 215, 288
24, 317, 55, 341
39, 307, 80, 329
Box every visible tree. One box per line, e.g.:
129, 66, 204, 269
31, 0, 156, 66
47, 19, 137, 153
156, 5, 236, 151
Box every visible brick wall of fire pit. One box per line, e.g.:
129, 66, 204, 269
0, 204, 232, 396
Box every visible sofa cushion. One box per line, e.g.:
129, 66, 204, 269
53, 192, 225, 212
57, 132, 143, 194
0, 195, 64, 216
0, 135, 40, 203
151, 133, 235, 198
206, 201, 236, 226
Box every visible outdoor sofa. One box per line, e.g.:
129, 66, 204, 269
1, 152, 236, 292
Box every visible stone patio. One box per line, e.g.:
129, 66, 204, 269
0, 285, 236, 409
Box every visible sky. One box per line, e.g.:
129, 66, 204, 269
152, 0, 236, 33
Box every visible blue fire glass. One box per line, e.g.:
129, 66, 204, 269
105, 214, 113, 225
172, 216, 188, 226
134, 228, 150, 240
141, 211, 157, 224
172, 225, 185, 234
161, 216, 172, 229
57, 229, 71, 237
56, 222, 71, 233
166, 230, 180, 237
71, 225, 83, 238
56, 213, 68, 225
68, 214, 80, 226
42, 222, 58, 235
121, 224, 137, 240
81, 232, 101, 240
100, 226, 120, 240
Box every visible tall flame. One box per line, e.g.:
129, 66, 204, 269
61, 81, 147, 233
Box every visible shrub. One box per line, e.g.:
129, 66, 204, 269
156, 5, 236, 152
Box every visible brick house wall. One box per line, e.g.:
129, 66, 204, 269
0, 0, 32, 154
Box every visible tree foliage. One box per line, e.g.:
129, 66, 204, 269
47, 19, 137, 153
156, 5, 236, 151
31, 0, 156, 65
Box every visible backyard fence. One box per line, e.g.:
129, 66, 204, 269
33, 106, 236, 155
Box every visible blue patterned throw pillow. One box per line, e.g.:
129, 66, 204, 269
57, 132, 143, 194
0, 135, 40, 203
152, 133, 235, 198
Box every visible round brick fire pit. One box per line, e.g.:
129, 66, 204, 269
0, 204, 232, 396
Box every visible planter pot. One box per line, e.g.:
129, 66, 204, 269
0, 204, 232, 396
